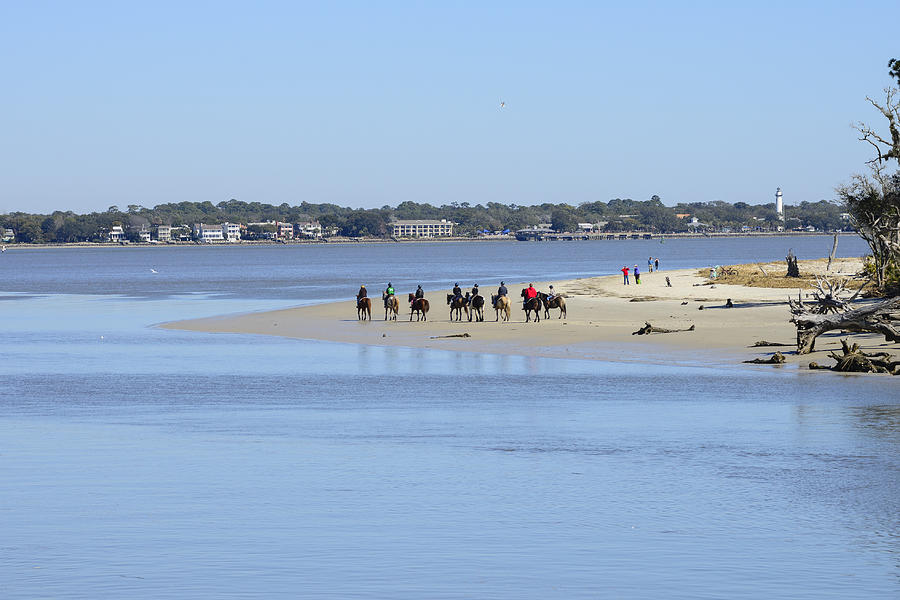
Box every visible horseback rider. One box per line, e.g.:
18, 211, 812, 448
414, 285, 424, 299
452, 282, 462, 304
547, 285, 556, 302
471, 283, 480, 298
384, 282, 395, 307
494, 281, 508, 308
523, 283, 537, 310
357, 285, 367, 300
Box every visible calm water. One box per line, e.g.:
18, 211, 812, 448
1, 238, 898, 599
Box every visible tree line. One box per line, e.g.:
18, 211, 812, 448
1, 195, 848, 244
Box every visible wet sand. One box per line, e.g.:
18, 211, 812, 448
161, 258, 887, 368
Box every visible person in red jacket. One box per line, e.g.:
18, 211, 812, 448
523, 283, 537, 309
621, 266, 630, 285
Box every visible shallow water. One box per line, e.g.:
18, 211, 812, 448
1, 239, 897, 599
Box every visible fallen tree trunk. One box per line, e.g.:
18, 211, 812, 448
632, 322, 695, 335
790, 295, 900, 354
744, 352, 786, 364
827, 339, 900, 374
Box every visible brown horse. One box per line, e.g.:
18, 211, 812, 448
537, 292, 567, 319
382, 292, 399, 321
408, 293, 429, 321
468, 294, 485, 322
520, 289, 541, 322
357, 297, 371, 320
491, 294, 511, 322
446, 293, 469, 322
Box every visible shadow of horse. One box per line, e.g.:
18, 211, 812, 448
357, 297, 371, 321
446, 293, 469, 322
537, 292, 567, 319
382, 292, 399, 321
409, 293, 429, 321
520, 289, 541, 322
491, 294, 511, 322
468, 294, 485, 322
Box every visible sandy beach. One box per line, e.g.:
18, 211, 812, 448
161, 257, 888, 368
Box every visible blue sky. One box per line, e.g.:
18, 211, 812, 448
1, 1, 896, 214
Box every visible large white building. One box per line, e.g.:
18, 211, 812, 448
296, 221, 323, 238
193, 223, 224, 242
156, 225, 172, 242
223, 222, 241, 242
107, 226, 125, 242
391, 219, 454, 238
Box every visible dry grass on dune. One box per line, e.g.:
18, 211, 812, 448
698, 258, 869, 291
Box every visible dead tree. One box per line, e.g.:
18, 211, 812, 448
789, 295, 900, 354
786, 249, 800, 278
806, 275, 867, 313
827, 233, 838, 271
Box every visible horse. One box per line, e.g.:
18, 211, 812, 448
357, 297, 371, 321
491, 294, 511, 322
409, 293, 429, 321
520, 289, 542, 323
446, 293, 469, 322
382, 292, 399, 321
468, 294, 485, 322
537, 292, 567, 319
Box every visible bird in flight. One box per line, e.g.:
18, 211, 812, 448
499, 99, 506, 109
150, 269, 158, 273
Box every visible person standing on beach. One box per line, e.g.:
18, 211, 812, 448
648, 257, 653, 273
655, 257, 659, 271
622, 266, 630, 285
634, 265, 641, 284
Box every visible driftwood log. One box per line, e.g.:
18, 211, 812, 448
751, 340, 791, 347
744, 352, 786, 364
790, 295, 900, 354
827, 339, 900, 374
632, 322, 695, 335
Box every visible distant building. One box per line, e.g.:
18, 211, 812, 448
276, 222, 294, 239
775, 188, 784, 220
391, 219, 454, 237
675, 213, 691, 220
136, 224, 151, 243
156, 225, 172, 242
1, 228, 15, 242
296, 221, 322, 238
193, 223, 224, 242
577, 222, 594, 232
222, 222, 241, 242
108, 225, 125, 242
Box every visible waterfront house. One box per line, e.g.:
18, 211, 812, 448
107, 226, 125, 242
391, 219, 454, 238
193, 223, 225, 242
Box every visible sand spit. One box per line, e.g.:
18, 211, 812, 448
161, 258, 897, 369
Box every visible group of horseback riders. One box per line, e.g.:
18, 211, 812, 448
356, 280, 564, 322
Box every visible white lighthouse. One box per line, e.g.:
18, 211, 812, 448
775, 187, 784, 220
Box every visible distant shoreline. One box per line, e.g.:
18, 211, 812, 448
1, 231, 859, 250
